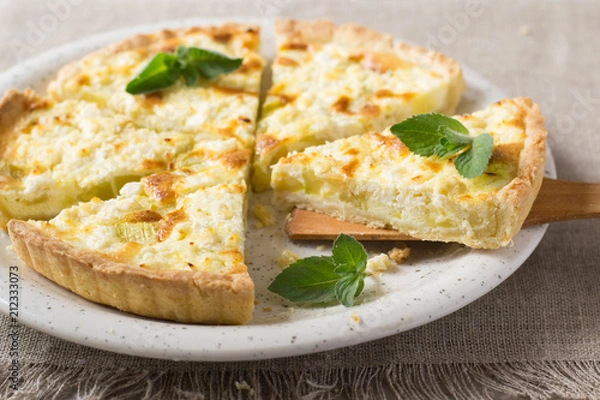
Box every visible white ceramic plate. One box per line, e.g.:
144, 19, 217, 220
0, 18, 556, 361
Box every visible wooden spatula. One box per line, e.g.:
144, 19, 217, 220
284, 178, 600, 241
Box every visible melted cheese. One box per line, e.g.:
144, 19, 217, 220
32, 166, 248, 273
253, 38, 461, 190
48, 27, 265, 148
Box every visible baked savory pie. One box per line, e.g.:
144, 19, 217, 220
271, 98, 547, 249
8, 145, 253, 323
48, 24, 264, 146
0, 23, 264, 227
252, 19, 465, 191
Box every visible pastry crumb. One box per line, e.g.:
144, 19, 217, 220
350, 312, 361, 324
278, 249, 300, 269
367, 253, 395, 273
388, 245, 411, 264
263, 307, 272, 312
253, 203, 274, 228
235, 381, 255, 396
519, 25, 532, 36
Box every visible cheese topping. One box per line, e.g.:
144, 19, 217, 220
271, 98, 542, 249
253, 27, 463, 190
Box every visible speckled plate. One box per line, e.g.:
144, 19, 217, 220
0, 18, 556, 361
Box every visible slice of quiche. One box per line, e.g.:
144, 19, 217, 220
8, 150, 253, 324
252, 19, 465, 191
0, 90, 242, 226
48, 24, 265, 147
271, 98, 547, 249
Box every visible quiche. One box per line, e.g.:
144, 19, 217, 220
252, 19, 465, 191
8, 150, 253, 323
271, 98, 547, 249
0, 24, 264, 227
48, 24, 265, 146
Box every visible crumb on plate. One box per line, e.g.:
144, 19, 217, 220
367, 253, 395, 273
388, 245, 411, 264
278, 249, 300, 269
253, 203, 274, 228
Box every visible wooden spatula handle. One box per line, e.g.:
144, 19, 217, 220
284, 178, 600, 241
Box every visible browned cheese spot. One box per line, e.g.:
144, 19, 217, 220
360, 104, 380, 118
280, 42, 308, 51
140, 92, 164, 109
275, 57, 299, 67
156, 209, 186, 242
142, 172, 180, 204
256, 135, 280, 154
124, 210, 163, 223
362, 52, 412, 73
76, 74, 90, 86
332, 95, 353, 114
141, 159, 167, 171
237, 57, 263, 73
341, 159, 360, 177
220, 149, 249, 170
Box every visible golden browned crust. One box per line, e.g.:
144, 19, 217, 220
395, 41, 465, 115
495, 97, 547, 246
8, 220, 254, 324
107, 23, 261, 54
0, 89, 46, 227
0, 89, 42, 155
275, 19, 393, 52
49, 23, 261, 101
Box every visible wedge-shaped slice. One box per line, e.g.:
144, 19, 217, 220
48, 24, 265, 147
8, 156, 253, 324
0, 90, 248, 226
271, 98, 547, 249
253, 19, 465, 190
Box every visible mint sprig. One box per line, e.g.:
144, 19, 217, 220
125, 46, 242, 95
390, 113, 494, 178
268, 234, 368, 307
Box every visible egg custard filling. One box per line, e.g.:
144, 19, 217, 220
252, 19, 465, 191
271, 98, 547, 249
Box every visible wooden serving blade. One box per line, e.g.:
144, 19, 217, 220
284, 178, 600, 241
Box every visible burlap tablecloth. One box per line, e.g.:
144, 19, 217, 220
1, 1, 599, 398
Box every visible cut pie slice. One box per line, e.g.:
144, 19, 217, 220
0, 25, 264, 227
271, 98, 547, 249
0, 90, 245, 226
8, 150, 254, 324
48, 24, 265, 147
252, 19, 465, 191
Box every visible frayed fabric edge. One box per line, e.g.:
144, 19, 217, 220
2, 360, 600, 400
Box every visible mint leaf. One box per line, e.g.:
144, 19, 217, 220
335, 274, 366, 307
433, 137, 468, 159
332, 233, 367, 274
439, 125, 472, 145
390, 114, 446, 156
184, 47, 243, 80
390, 113, 494, 178
453, 132, 494, 178
126, 46, 242, 95
181, 63, 200, 87
268, 234, 370, 307
125, 53, 180, 95
267, 256, 339, 303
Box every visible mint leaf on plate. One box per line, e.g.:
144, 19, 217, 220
268, 234, 369, 307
